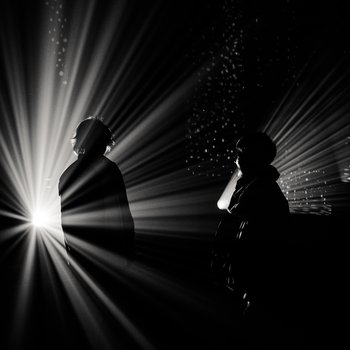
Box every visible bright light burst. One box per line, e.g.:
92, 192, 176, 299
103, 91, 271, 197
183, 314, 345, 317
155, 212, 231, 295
2, 0, 348, 348
31, 208, 50, 228
0, 0, 198, 348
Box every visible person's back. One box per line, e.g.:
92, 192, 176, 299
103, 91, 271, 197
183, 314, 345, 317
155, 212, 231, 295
59, 154, 134, 256
59, 117, 134, 277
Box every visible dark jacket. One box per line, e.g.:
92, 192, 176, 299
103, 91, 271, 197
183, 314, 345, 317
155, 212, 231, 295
212, 165, 291, 314
59, 154, 135, 265
228, 164, 289, 239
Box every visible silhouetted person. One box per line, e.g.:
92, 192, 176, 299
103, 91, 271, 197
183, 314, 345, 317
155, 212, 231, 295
59, 117, 135, 284
212, 132, 301, 349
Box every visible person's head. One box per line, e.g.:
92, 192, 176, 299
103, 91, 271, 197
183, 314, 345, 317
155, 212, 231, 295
235, 132, 276, 173
71, 116, 115, 156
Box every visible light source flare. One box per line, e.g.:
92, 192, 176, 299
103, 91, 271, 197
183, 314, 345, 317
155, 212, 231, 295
31, 208, 50, 228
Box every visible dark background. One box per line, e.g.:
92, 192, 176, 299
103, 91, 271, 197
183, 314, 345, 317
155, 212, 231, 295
0, 0, 349, 349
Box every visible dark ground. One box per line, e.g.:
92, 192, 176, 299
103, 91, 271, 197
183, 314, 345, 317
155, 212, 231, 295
0, 213, 343, 350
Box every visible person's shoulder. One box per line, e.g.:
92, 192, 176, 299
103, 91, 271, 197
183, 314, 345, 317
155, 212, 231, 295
101, 156, 117, 167
101, 156, 123, 174
60, 160, 79, 178
58, 160, 79, 192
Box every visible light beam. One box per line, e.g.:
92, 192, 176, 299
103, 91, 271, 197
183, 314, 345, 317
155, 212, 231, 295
263, 55, 350, 215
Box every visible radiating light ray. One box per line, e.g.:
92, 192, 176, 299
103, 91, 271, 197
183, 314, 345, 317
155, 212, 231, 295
0, 225, 29, 262
72, 265, 156, 350
8, 226, 37, 349
95, 4, 160, 117
129, 168, 221, 221
111, 77, 195, 169
39, 228, 156, 350
263, 56, 350, 214
0, 1, 217, 347
6, 207, 151, 349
